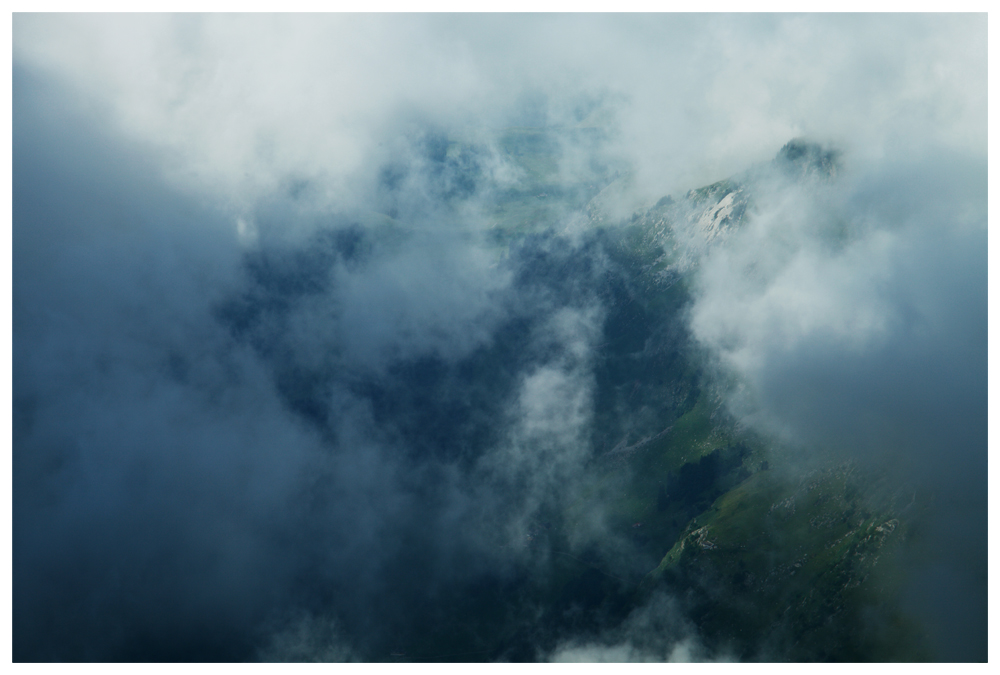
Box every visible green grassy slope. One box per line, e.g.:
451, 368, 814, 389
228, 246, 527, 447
374, 133, 929, 661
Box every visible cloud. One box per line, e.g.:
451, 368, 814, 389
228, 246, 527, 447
11, 58, 620, 661
12, 13, 986, 662
256, 613, 357, 662
13, 15, 985, 209
684, 148, 986, 660
548, 592, 729, 662
688, 148, 986, 473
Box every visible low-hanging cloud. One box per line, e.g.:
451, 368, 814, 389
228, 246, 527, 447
688, 150, 986, 473
12, 14, 985, 208
684, 149, 986, 661
12, 57, 630, 660
547, 591, 731, 663
12, 12, 986, 663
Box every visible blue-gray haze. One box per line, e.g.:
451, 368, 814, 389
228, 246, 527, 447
12, 14, 987, 662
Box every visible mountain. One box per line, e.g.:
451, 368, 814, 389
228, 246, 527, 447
231, 137, 930, 661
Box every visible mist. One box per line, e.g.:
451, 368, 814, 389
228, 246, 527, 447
12, 13, 986, 662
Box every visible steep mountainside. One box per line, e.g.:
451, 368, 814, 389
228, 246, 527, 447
229, 136, 929, 661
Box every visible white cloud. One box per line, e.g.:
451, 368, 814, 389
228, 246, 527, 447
12, 13, 986, 661
13, 14, 986, 212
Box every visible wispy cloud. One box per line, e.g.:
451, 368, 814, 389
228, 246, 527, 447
13, 13, 985, 662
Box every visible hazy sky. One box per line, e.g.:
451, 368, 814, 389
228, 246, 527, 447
12, 13, 987, 661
